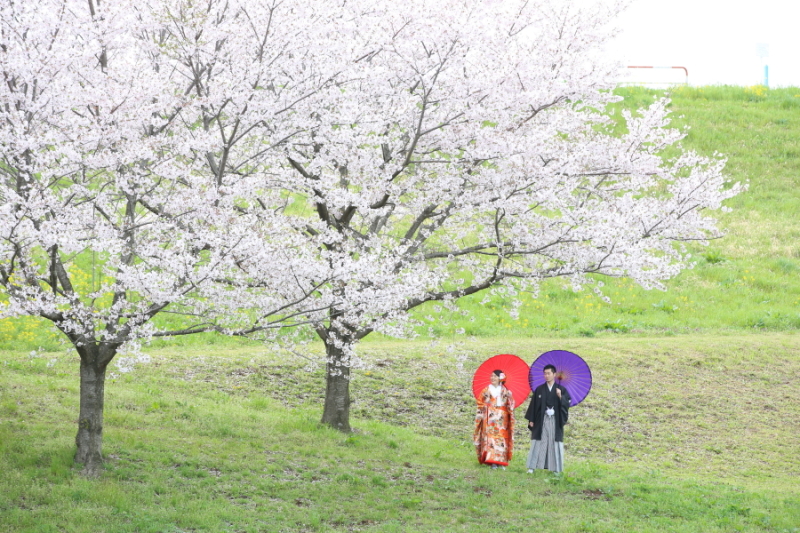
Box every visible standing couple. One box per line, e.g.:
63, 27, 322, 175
473, 364, 571, 472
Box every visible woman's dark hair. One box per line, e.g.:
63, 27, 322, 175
492, 369, 503, 377
543, 364, 557, 373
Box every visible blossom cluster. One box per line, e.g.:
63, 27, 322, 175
0, 0, 741, 369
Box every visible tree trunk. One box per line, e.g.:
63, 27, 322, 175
321, 341, 351, 432
75, 357, 107, 476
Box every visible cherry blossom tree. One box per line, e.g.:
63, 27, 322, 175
0, 0, 340, 473
251, 0, 743, 430
2, 0, 743, 452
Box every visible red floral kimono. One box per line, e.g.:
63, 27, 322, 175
473, 385, 515, 466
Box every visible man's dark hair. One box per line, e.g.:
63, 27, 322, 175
543, 364, 556, 373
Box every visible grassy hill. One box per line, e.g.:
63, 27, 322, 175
1, 86, 799, 531
1, 334, 799, 532
417, 85, 800, 338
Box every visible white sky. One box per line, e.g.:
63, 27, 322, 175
604, 0, 800, 87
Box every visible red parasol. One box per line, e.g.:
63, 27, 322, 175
472, 354, 531, 407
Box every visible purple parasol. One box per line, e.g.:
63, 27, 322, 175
529, 350, 592, 406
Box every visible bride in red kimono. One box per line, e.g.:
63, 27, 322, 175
473, 369, 515, 469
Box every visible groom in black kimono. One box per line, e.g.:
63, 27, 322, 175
524, 364, 570, 473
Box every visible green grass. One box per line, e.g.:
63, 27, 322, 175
1, 333, 799, 532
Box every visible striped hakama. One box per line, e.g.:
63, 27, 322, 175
526, 413, 564, 472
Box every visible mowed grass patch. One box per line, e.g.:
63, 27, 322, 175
257, 333, 800, 489
1, 333, 799, 532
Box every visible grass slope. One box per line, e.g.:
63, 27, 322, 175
416, 86, 800, 337
2, 334, 799, 532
